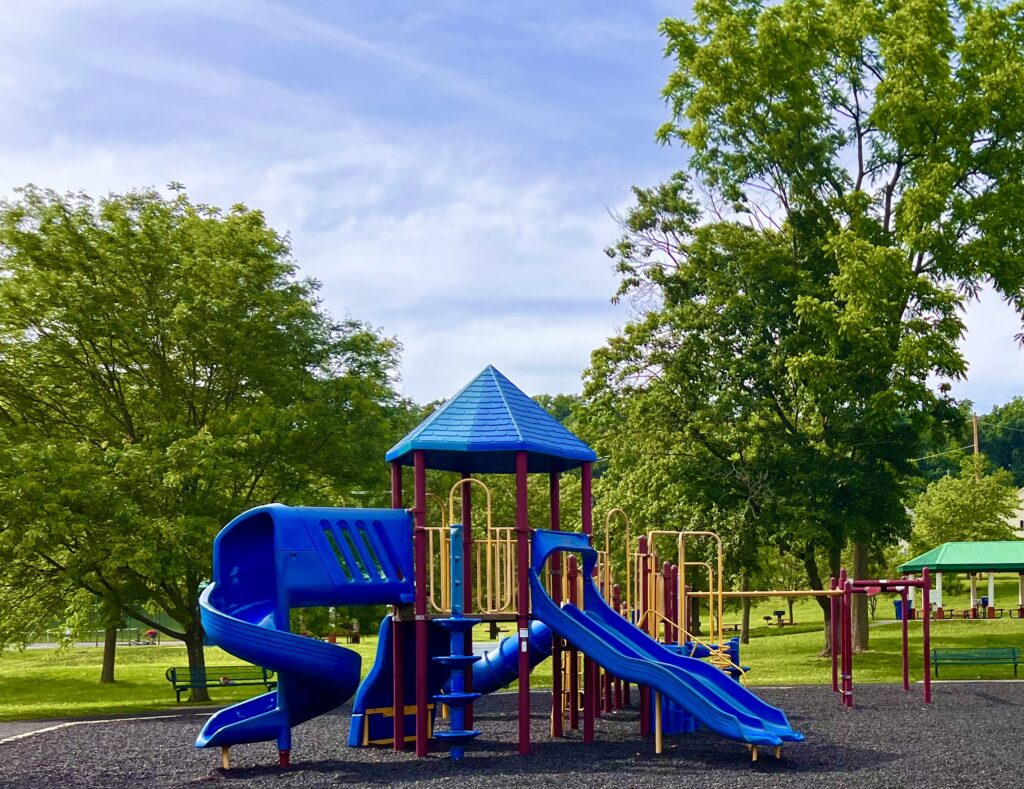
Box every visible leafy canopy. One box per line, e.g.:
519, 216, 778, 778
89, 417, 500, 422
0, 186, 405, 656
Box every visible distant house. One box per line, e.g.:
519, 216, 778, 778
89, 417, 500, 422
1008, 487, 1024, 539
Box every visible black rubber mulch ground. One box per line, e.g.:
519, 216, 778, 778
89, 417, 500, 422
2, 683, 1021, 788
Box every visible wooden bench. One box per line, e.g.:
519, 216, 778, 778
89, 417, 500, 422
165, 665, 276, 702
931, 647, 1020, 678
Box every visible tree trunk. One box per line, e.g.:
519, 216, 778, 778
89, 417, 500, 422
100, 625, 117, 683
689, 590, 702, 636
803, 541, 841, 657
787, 597, 795, 624
185, 619, 210, 703
740, 571, 751, 645
851, 541, 870, 653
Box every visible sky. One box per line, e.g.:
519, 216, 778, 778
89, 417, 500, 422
0, 1, 1021, 410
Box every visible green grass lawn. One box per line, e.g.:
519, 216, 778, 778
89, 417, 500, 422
4, 612, 1023, 722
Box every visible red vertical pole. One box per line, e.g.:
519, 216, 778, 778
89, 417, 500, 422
900, 583, 910, 691
829, 578, 838, 695
922, 567, 932, 704
567, 556, 580, 730
583, 654, 595, 742
411, 454, 428, 757
391, 462, 406, 751
670, 565, 679, 644
515, 451, 531, 756
842, 576, 853, 708
461, 471, 474, 730
638, 536, 650, 736
662, 562, 673, 643
612, 584, 623, 710
580, 462, 595, 743
549, 471, 563, 738
413, 452, 429, 756
581, 463, 593, 537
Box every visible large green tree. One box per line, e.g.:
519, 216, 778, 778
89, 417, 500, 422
584, 0, 1024, 653
0, 186, 404, 695
911, 458, 1019, 551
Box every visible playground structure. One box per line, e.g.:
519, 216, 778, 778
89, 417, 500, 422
194, 366, 804, 767
633, 534, 934, 709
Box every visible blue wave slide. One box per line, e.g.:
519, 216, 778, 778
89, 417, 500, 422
196, 504, 417, 753
529, 529, 803, 748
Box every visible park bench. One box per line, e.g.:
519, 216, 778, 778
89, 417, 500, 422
931, 647, 1020, 678
165, 665, 276, 702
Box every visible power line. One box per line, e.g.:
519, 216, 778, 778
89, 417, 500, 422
979, 419, 1024, 435
911, 444, 973, 463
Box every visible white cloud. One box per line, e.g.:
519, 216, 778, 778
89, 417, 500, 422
0, 7, 627, 403
952, 287, 1024, 411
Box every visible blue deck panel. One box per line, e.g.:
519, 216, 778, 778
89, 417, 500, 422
385, 365, 596, 473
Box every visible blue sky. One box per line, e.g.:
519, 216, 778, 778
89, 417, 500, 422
0, 1, 1021, 410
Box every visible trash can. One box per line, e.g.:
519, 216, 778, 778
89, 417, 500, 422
981, 596, 989, 608
893, 600, 914, 620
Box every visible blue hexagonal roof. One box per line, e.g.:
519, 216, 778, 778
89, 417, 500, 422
385, 365, 596, 474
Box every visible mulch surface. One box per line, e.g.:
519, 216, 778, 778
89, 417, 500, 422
2, 683, 1021, 788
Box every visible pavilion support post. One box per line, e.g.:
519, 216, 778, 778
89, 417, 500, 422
515, 451, 531, 756
987, 572, 996, 618
413, 451, 429, 757
969, 573, 978, 617
1019, 573, 1024, 617
391, 462, 406, 751
935, 572, 943, 619
549, 471, 563, 738
907, 574, 915, 619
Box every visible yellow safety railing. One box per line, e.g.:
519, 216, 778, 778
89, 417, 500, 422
425, 493, 450, 613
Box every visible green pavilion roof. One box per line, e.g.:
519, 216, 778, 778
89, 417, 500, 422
898, 541, 1024, 574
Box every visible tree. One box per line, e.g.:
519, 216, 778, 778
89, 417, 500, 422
979, 398, 1024, 488
586, 0, 1024, 654
0, 186, 404, 696
911, 458, 1019, 551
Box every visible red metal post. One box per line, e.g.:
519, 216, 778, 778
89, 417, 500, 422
670, 564, 680, 644
922, 567, 932, 704
612, 584, 623, 710
583, 655, 595, 741
580, 461, 595, 742
581, 463, 592, 536
413, 452, 430, 755
638, 536, 650, 736
550, 471, 563, 737
462, 471, 474, 730
829, 577, 838, 694
567, 555, 580, 730
662, 561, 673, 643
900, 583, 910, 691
391, 462, 406, 751
843, 577, 853, 708
515, 451, 531, 755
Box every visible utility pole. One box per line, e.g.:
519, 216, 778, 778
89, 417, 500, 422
973, 412, 980, 480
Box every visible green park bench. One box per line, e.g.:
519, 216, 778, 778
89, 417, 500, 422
931, 647, 1020, 678
165, 665, 276, 702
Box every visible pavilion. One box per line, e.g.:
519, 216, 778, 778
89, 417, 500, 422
897, 541, 1024, 619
